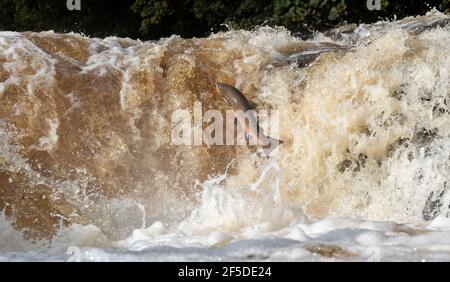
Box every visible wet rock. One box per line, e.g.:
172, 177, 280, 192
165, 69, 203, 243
432, 99, 449, 117
324, 23, 358, 41
422, 184, 447, 221
392, 224, 428, 236
274, 42, 349, 68
412, 128, 438, 147
326, 10, 450, 43
337, 159, 353, 173
386, 138, 410, 157
399, 15, 450, 35
304, 243, 356, 258
294, 48, 348, 67
392, 87, 407, 101
337, 154, 367, 173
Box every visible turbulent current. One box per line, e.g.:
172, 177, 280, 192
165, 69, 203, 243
1, 10, 450, 261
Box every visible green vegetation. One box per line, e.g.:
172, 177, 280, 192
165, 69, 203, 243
0, 0, 448, 39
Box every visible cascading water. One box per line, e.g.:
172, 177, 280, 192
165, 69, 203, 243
0, 10, 450, 261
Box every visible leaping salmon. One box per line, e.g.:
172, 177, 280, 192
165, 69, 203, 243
215, 82, 283, 157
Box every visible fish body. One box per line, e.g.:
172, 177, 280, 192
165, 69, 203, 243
216, 82, 283, 156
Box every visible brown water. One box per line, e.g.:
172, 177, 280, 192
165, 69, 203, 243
0, 10, 449, 244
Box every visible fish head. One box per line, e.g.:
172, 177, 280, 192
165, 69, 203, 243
215, 82, 230, 94
215, 82, 235, 106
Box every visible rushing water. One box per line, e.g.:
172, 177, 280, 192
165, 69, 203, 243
0, 10, 450, 261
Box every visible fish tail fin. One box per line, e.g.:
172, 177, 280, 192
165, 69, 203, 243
261, 136, 284, 157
